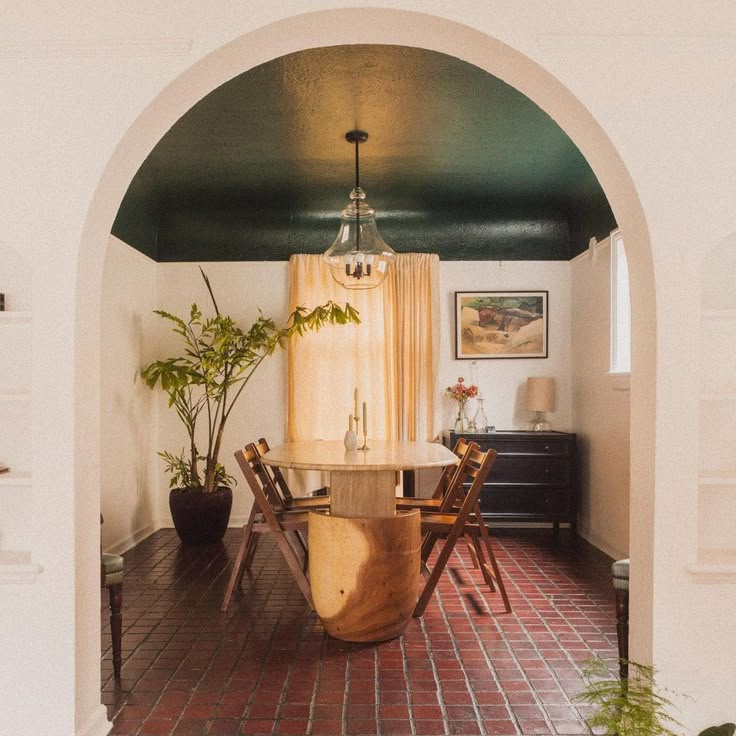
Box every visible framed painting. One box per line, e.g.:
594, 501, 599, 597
455, 290, 548, 359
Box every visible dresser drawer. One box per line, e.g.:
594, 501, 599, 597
442, 430, 578, 533
480, 486, 569, 517
488, 455, 570, 485
475, 436, 571, 457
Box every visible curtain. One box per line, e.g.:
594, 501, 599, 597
288, 253, 439, 446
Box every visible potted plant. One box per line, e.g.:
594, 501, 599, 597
575, 658, 734, 736
142, 269, 359, 544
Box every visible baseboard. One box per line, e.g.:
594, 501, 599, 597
77, 704, 112, 736
145, 515, 250, 532
106, 521, 159, 555
488, 521, 571, 529
227, 514, 249, 527
578, 525, 627, 561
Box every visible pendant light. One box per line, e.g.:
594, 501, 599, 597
322, 130, 397, 289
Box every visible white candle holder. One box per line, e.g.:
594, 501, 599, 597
358, 423, 369, 451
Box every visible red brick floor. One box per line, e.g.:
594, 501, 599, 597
102, 528, 615, 735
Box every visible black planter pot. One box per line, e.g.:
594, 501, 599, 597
169, 486, 233, 545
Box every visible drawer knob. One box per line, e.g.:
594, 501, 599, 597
545, 467, 551, 475
544, 445, 550, 452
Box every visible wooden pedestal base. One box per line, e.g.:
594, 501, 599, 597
308, 510, 420, 642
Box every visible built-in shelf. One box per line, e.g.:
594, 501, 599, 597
0, 472, 32, 486
698, 470, 736, 485
0, 311, 31, 324
0, 550, 43, 583
701, 308, 736, 320
700, 392, 736, 401
0, 391, 31, 402
686, 563, 736, 582
687, 551, 736, 583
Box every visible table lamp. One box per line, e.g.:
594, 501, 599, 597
525, 377, 555, 431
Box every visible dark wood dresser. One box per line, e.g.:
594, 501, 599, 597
442, 430, 578, 535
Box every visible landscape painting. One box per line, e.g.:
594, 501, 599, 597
455, 291, 548, 359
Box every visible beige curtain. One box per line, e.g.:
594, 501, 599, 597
288, 253, 439, 445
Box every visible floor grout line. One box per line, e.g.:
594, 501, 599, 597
102, 529, 616, 736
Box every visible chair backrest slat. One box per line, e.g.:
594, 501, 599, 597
240, 442, 286, 511
431, 437, 474, 500
255, 437, 294, 501
447, 447, 498, 526
437, 440, 481, 513
235, 447, 278, 522
236, 445, 286, 513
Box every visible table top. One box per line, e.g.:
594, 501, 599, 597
261, 440, 458, 472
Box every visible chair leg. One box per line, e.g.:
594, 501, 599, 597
243, 531, 260, 573
271, 528, 314, 609
473, 503, 512, 613
469, 533, 495, 590
420, 531, 440, 563
464, 533, 480, 569
221, 504, 258, 612
108, 582, 123, 681
614, 587, 629, 680
414, 523, 467, 618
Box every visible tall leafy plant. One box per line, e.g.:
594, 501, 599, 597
142, 269, 359, 493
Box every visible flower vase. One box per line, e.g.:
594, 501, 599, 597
454, 402, 468, 432
344, 429, 358, 451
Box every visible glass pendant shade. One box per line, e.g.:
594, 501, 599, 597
322, 130, 397, 289
323, 187, 397, 289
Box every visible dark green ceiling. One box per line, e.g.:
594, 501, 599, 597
112, 45, 615, 262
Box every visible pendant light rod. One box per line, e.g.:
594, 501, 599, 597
346, 130, 368, 254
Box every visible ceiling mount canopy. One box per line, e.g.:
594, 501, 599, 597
322, 129, 397, 289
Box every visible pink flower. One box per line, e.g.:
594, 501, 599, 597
445, 377, 478, 404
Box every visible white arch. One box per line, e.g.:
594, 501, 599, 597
76, 5, 655, 717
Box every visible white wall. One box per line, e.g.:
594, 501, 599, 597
571, 238, 630, 560
438, 261, 571, 433
100, 237, 159, 553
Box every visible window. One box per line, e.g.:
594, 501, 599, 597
610, 230, 631, 373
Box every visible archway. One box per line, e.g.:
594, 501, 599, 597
76, 7, 655, 724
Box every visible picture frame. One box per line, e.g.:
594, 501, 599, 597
455, 290, 548, 359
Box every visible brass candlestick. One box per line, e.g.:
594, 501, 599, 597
358, 426, 369, 451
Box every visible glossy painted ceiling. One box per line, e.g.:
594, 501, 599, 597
112, 45, 616, 262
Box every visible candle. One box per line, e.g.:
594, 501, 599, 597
363, 401, 367, 433
349, 414, 354, 432
354, 387, 359, 419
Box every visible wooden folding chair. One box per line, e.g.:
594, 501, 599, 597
397, 438, 490, 572
414, 445, 511, 617
220, 444, 314, 612
253, 437, 330, 510
396, 437, 475, 508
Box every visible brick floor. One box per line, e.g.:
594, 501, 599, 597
102, 528, 615, 735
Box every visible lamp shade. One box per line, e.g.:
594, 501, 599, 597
323, 187, 397, 289
525, 377, 555, 413
322, 130, 397, 289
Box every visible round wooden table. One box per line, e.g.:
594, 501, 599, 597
262, 440, 457, 642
